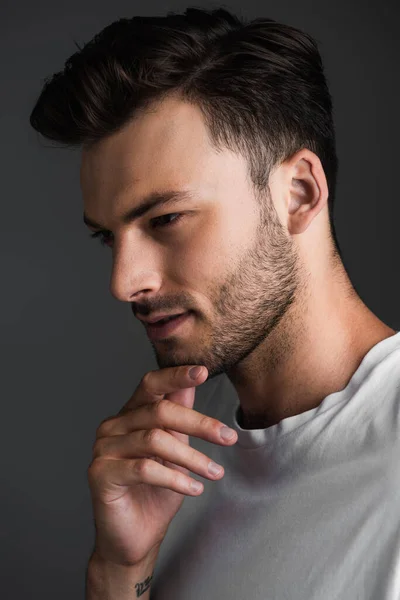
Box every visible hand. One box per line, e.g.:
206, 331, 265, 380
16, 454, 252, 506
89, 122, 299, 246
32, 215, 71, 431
87, 365, 238, 567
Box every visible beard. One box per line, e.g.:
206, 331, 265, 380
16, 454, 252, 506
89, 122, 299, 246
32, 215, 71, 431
151, 187, 306, 384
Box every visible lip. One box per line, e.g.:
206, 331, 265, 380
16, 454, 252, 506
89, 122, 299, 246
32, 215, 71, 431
138, 312, 186, 324
144, 311, 192, 341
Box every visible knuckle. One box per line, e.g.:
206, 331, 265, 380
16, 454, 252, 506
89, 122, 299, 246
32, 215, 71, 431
179, 366, 190, 382
153, 398, 169, 420
189, 446, 204, 467
175, 472, 188, 490
96, 421, 109, 437
174, 367, 184, 382
168, 367, 184, 387
92, 438, 107, 459
135, 458, 153, 476
199, 413, 215, 432
87, 456, 104, 479
143, 428, 163, 446
96, 420, 111, 438
141, 371, 153, 390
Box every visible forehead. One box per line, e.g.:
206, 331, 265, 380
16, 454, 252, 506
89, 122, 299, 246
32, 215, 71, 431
80, 98, 215, 202
79, 96, 254, 227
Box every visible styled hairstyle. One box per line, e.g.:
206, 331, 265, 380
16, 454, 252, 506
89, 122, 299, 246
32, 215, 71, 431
29, 6, 341, 258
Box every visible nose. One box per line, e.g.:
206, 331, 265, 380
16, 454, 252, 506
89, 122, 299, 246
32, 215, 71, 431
109, 245, 162, 302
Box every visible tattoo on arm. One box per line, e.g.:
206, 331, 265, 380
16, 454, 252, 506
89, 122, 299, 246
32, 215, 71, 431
135, 573, 154, 597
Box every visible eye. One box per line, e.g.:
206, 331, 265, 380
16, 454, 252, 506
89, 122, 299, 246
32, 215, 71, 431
89, 230, 113, 247
150, 212, 185, 230
89, 213, 185, 247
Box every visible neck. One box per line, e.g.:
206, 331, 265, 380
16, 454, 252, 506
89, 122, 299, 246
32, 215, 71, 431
228, 262, 395, 430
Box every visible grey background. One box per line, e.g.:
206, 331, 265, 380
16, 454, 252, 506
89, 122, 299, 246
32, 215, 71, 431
2, 0, 399, 597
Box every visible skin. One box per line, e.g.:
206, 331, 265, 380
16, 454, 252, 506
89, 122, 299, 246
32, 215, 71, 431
81, 94, 396, 430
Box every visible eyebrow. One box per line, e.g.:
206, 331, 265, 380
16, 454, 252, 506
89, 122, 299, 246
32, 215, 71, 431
83, 189, 195, 230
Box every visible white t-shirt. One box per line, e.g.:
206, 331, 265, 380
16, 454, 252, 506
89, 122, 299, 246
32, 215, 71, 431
151, 331, 400, 600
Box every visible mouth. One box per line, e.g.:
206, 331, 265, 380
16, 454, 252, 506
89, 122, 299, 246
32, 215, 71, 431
148, 313, 186, 325
144, 311, 193, 340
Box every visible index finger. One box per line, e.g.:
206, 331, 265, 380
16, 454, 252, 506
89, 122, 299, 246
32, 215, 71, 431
102, 395, 238, 446
118, 365, 208, 416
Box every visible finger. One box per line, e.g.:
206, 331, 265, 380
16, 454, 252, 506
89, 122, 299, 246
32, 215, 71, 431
92, 428, 225, 482
88, 456, 205, 499
118, 365, 208, 416
96, 397, 238, 446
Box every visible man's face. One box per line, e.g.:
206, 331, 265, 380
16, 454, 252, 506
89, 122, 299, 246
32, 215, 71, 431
80, 95, 301, 381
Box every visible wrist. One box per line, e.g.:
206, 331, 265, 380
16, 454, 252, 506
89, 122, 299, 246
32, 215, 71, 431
86, 547, 160, 599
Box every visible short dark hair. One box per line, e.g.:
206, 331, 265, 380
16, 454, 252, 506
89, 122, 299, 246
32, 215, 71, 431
29, 6, 341, 258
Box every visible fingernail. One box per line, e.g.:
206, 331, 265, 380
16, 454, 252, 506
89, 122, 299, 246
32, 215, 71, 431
189, 366, 203, 379
208, 461, 223, 476
190, 481, 203, 493
220, 426, 236, 441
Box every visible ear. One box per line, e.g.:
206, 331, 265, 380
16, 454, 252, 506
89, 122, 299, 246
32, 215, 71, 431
286, 150, 329, 235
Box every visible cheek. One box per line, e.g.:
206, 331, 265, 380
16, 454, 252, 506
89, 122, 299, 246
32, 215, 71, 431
168, 214, 244, 285
179, 231, 232, 286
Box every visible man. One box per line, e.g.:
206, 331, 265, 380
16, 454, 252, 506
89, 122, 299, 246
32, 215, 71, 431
30, 6, 398, 599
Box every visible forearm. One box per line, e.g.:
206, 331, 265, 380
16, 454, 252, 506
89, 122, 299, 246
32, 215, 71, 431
86, 547, 160, 600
